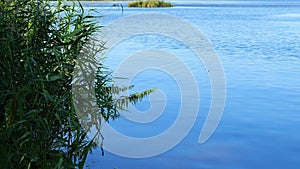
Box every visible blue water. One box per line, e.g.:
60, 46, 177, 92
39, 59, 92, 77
84, 1, 300, 168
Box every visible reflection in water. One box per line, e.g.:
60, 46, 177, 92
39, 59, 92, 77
84, 1, 300, 169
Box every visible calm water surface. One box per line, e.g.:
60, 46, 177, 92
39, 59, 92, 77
84, 1, 300, 168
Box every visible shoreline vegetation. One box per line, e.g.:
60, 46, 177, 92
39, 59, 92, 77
1, 0, 153, 168
128, 0, 173, 8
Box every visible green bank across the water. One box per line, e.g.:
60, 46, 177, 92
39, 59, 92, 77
128, 0, 173, 8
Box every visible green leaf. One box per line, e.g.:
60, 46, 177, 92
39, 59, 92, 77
46, 74, 63, 81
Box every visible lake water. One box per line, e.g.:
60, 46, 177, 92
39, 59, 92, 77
83, 1, 300, 168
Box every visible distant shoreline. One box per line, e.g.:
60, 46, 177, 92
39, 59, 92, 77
49, 1, 300, 8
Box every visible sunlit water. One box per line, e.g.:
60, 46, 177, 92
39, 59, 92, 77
83, 1, 300, 168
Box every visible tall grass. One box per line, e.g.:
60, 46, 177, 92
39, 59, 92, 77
0, 0, 152, 168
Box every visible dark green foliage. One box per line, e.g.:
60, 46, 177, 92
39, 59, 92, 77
128, 0, 173, 8
0, 0, 153, 168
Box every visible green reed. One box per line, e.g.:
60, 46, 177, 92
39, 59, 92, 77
0, 0, 153, 168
